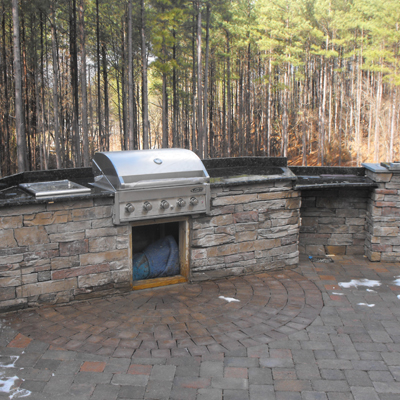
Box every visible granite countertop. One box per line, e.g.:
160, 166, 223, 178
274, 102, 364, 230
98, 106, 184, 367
290, 166, 378, 190
203, 157, 297, 188
0, 167, 112, 208
202, 156, 287, 169
0, 157, 296, 206
207, 166, 296, 187
0, 187, 113, 208
0, 159, 382, 208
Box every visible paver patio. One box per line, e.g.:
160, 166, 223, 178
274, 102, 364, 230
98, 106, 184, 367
1, 254, 400, 399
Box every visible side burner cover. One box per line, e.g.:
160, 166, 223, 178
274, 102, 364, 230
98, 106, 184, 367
19, 180, 90, 198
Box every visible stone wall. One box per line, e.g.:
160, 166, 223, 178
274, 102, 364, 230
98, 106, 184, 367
299, 188, 369, 256
365, 168, 400, 262
0, 180, 301, 311
189, 181, 300, 281
0, 197, 131, 311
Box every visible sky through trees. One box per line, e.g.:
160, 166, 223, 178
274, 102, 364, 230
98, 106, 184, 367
1, 0, 399, 175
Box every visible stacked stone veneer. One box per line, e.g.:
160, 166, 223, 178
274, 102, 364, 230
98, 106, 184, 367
189, 181, 300, 281
299, 188, 369, 256
365, 168, 400, 262
0, 197, 131, 311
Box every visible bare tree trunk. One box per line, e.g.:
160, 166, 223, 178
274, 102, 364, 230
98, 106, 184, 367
121, 20, 128, 149
39, 11, 47, 170
172, 30, 178, 148
162, 72, 168, 148
302, 76, 307, 166
33, 15, 40, 170
209, 57, 214, 157
141, 0, 149, 149
374, 72, 382, 162
222, 63, 226, 156
196, 0, 203, 158
338, 58, 344, 166
246, 43, 251, 154
262, 58, 266, 157
12, 0, 26, 172
184, 69, 190, 148
334, 65, 338, 161
79, 0, 89, 166
267, 55, 271, 157
320, 50, 328, 165
282, 62, 289, 158
70, 0, 80, 166
239, 59, 244, 155
328, 65, 332, 150
367, 70, 372, 157
43, 18, 49, 169
203, 2, 210, 159
226, 31, 231, 156
192, 13, 196, 153
127, 0, 134, 149
50, 0, 62, 168
88, 65, 94, 149
102, 44, 109, 151
20, 12, 31, 170
2, 1, 11, 175
356, 36, 363, 166
96, 0, 102, 150
136, 82, 139, 148
117, 68, 123, 150
390, 85, 396, 162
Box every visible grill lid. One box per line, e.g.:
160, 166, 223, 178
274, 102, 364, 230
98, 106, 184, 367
92, 148, 209, 191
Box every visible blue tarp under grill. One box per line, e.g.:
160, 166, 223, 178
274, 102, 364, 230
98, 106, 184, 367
132, 235, 179, 281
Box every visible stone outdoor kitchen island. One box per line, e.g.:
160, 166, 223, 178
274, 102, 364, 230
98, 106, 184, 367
1, 157, 400, 312
191, 157, 300, 281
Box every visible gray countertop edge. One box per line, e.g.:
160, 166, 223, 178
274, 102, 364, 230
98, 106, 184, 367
210, 174, 297, 188
295, 182, 378, 190
0, 191, 114, 208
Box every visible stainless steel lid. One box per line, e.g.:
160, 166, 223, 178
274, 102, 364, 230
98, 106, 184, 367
92, 149, 210, 191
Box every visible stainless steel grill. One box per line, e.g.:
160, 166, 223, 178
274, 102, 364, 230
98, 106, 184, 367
91, 148, 210, 224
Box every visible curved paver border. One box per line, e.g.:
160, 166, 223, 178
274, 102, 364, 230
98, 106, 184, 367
3, 270, 323, 357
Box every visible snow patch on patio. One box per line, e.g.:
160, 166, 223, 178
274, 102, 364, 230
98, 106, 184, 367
219, 296, 240, 303
393, 276, 400, 286
357, 303, 375, 307
338, 279, 381, 289
0, 356, 31, 399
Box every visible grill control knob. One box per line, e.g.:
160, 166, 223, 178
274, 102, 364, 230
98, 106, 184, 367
143, 201, 152, 212
125, 203, 135, 214
160, 200, 169, 209
177, 198, 186, 208
190, 197, 199, 206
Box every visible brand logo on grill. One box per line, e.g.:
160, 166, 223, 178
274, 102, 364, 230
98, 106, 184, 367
153, 158, 162, 164
191, 187, 203, 193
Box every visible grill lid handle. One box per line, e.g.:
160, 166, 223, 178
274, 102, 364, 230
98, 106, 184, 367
119, 176, 209, 190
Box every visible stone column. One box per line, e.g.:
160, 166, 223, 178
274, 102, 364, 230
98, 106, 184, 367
364, 163, 400, 262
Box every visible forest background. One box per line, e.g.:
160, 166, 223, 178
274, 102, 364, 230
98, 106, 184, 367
1, 0, 399, 176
